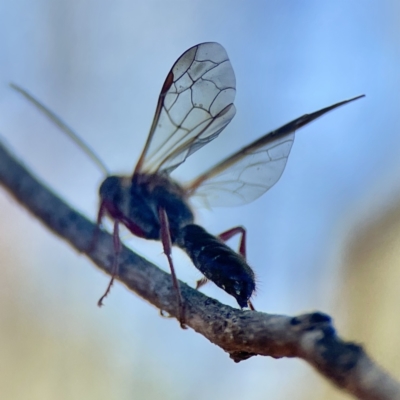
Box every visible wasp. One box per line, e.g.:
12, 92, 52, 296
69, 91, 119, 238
12, 42, 364, 327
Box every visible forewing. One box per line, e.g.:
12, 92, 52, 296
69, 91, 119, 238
186, 95, 365, 207
135, 42, 236, 175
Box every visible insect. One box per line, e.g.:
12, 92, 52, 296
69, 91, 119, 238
11, 42, 364, 327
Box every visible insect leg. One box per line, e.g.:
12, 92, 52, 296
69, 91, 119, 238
218, 227, 256, 310
158, 207, 186, 328
88, 201, 106, 253
97, 220, 121, 307
218, 226, 247, 258
195, 277, 208, 290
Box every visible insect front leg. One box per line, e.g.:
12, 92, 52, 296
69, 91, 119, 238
158, 207, 187, 329
97, 220, 121, 307
88, 201, 107, 253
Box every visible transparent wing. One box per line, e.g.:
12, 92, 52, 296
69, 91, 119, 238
135, 42, 236, 175
185, 95, 365, 207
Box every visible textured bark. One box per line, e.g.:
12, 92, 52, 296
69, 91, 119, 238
0, 140, 399, 400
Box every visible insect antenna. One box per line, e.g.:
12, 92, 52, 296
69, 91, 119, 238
10, 83, 110, 176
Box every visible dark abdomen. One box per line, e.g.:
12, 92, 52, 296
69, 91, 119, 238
176, 224, 255, 308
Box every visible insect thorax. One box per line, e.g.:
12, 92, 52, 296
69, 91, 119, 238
99, 173, 194, 241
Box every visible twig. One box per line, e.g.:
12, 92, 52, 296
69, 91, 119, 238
0, 140, 398, 400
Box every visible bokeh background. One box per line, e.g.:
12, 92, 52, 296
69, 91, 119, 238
1, 1, 400, 399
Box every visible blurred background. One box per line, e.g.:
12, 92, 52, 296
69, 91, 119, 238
1, 1, 400, 399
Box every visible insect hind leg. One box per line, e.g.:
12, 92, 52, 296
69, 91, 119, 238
218, 226, 247, 258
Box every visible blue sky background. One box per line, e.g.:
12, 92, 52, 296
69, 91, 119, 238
1, 1, 399, 399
